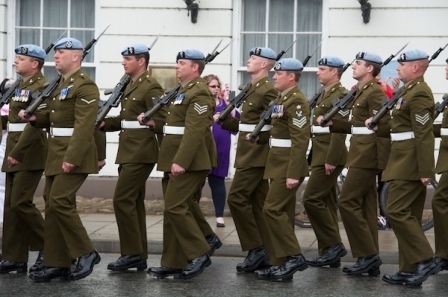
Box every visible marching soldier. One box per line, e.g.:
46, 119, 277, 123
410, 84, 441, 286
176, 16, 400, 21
0, 44, 47, 274
304, 56, 348, 268
19, 37, 100, 282
254, 58, 310, 281
98, 44, 165, 272
318, 52, 390, 276
370, 50, 440, 286
147, 49, 217, 280
433, 58, 448, 272
219, 47, 280, 272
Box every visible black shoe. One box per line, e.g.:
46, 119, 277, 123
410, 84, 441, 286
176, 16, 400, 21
271, 254, 308, 282
0, 260, 27, 273
107, 255, 147, 271
216, 222, 225, 227
29, 251, 44, 274
206, 233, 223, 256
382, 271, 415, 285
181, 253, 211, 279
435, 256, 448, 271
236, 247, 269, 272
344, 255, 382, 276
69, 250, 101, 281
404, 257, 441, 286
147, 266, 183, 279
255, 266, 280, 280
307, 243, 347, 268
30, 267, 71, 282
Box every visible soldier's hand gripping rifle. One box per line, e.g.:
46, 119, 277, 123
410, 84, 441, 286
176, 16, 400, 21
0, 30, 67, 108
217, 36, 303, 125
248, 41, 323, 143
308, 58, 355, 109
367, 42, 447, 129
434, 93, 448, 119
140, 39, 232, 123
24, 26, 109, 119
320, 43, 409, 127
95, 35, 160, 128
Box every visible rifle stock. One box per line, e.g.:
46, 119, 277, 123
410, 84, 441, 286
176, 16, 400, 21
217, 84, 251, 124
434, 93, 448, 119
142, 84, 181, 123
249, 110, 271, 143
95, 74, 131, 127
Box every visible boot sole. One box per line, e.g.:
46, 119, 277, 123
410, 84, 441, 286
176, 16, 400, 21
107, 261, 147, 272
346, 259, 382, 275
271, 262, 308, 282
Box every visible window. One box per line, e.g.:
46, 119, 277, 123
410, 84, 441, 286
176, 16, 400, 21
238, 0, 323, 98
14, 0, 96, 81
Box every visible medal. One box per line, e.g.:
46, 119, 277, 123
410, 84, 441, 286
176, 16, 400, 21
173, 94, 185, 105
396, 98, 404, 110
13, 89, 30, 102
59, 87, 69, 100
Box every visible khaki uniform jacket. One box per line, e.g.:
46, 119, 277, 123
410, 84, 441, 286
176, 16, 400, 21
311, 82, 348, 167
264, 86, 310, 180
2, 72, 47, 172
381, 77, 435, 180
331, 78, 390, 169
157, 77, 217, 172
221, 76, 277, 168
103, 71, 165, 164
434, 105, 448, 174
33, 68, 99, 176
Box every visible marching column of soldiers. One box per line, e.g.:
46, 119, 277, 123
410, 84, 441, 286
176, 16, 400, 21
0, 35, 447, 287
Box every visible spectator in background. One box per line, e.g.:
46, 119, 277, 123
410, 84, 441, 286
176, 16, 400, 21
203, 74, 239, 227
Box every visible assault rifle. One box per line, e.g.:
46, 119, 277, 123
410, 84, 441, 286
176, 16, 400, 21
320, 42, 409, 127
140, 39, 232, 123
308, 58, 355, 109
434, 94, 448, 119
248, 42, 322, 143
95, 35, 159, 127
367, 42, 448, 129
217, 36, 303, 124
0, 30, 67, 108
24, 26, 109, 119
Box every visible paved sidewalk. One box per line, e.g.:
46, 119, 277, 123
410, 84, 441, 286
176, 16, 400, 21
74, 213, 435, 264
0, 213, 436, 264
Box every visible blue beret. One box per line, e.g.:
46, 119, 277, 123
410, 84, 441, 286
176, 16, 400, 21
54, 37, 83, 50
15, 44, 46, 60
397, 49, 429, 62
274, 58, 303, 71
176, 49, 205, 62
355, 51, 382, 64
249, 47, 277, 60
318, 56, 345, 68
121, 44, 149, 56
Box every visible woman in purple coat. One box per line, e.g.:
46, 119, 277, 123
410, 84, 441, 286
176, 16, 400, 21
203, 74, 239, 227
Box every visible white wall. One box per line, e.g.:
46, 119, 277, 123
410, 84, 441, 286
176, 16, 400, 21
1, 0, 448, 177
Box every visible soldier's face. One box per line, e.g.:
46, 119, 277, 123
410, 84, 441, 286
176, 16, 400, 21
352, 60, 369, 81
14, 55, 35, 76
122, 56, 139, 76
273, 71, 290, 91
316, 66, 332, 85
397, 62, 411, 83
176, 59, 195, 81
54, 49, 74, 73
246, 55, 263, 74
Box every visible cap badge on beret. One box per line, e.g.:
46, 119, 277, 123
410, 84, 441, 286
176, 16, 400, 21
128, 47, 134, 54
255, 48, 262, 56
66, 41, 73, 49
320, 58, 327, 65
21, 47, 28, 54
274, 62, 282, 71
178, 51, 185, 59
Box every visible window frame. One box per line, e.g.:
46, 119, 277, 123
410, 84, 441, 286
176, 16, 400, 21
6, 0, 100, 80
231, 0, 329, 95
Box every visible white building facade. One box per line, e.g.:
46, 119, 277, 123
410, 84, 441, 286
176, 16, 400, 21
0, 0, 447, 178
